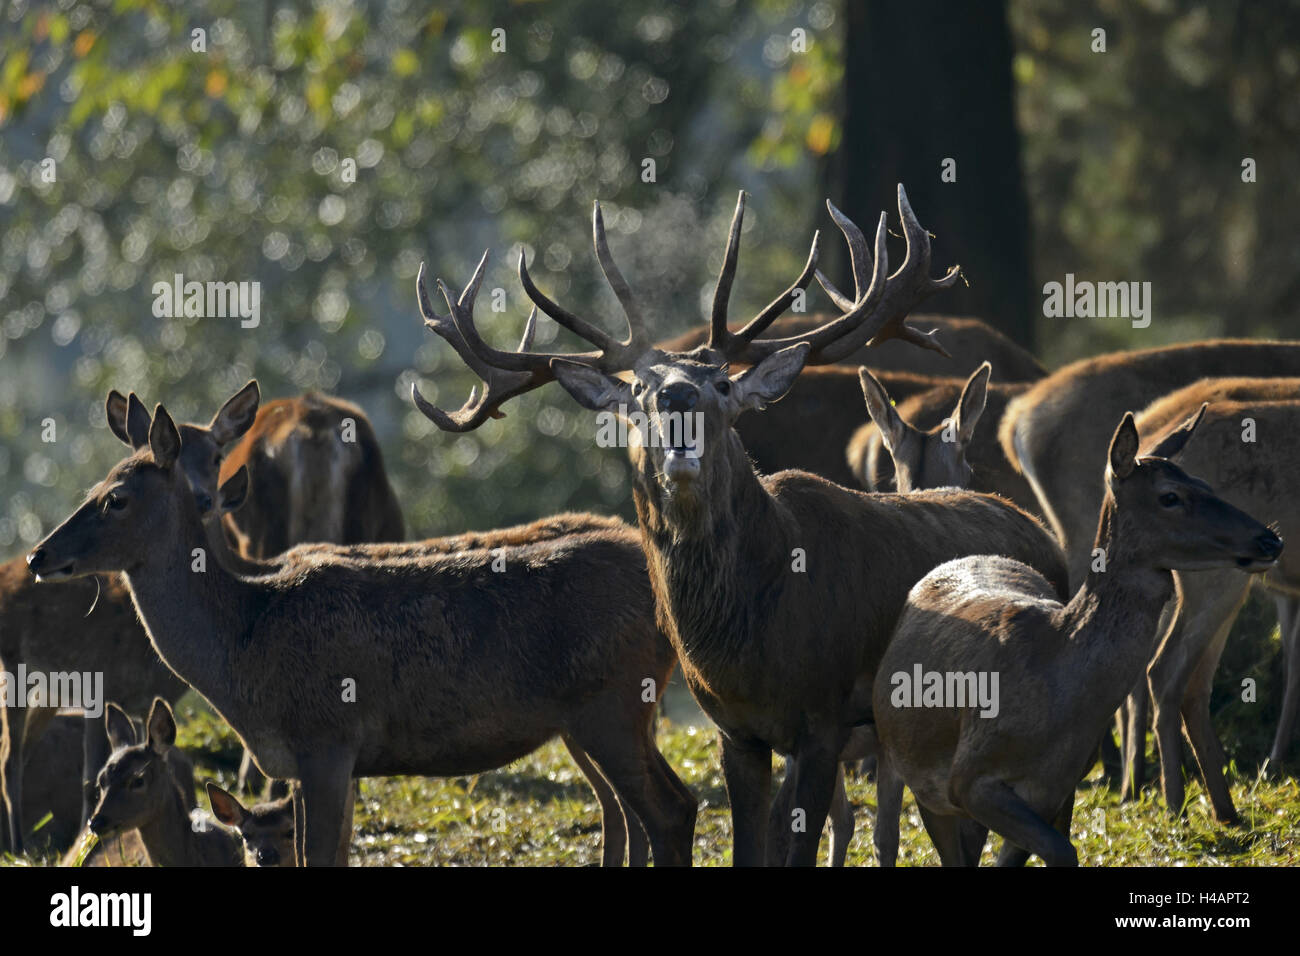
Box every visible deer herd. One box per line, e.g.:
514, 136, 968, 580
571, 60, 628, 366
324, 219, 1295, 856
1, 184, 1295, 866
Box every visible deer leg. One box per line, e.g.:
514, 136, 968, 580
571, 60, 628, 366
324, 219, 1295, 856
0, 704, 18, 853
784, 742, 840, 867
563, 736, 630, 866
1269, 595, 1300, 768
874, 748, 904, 867
766, 761, 793, 865
336, 779, 356, 866
963, 778, 1077, 867
1120, 676, 1149, 800
573, 722, 695, 867
2, 704, 55, 854
1181, 624, 1241, 826
827, 763, 853, 867
237, 747, 268, 796
1149, 574, 1247, 820
719, 735, 772, 866
915, 803, 970, 866
295, 749, 355, 867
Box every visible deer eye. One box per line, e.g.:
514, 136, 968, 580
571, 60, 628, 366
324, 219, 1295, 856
129, 774, 147, 790
714, 380, 731, 396
107, 492, 128, 511
1159, 492, 1180, 508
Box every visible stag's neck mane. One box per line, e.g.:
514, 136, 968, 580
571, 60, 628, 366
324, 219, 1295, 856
632, 427, 793, 666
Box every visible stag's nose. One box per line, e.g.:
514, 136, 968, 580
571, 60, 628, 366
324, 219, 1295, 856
88, 813, 107, 834
257, 848, 279, 866
195, 492, 213, 514
657, 382, 698, 414
26, 548, 47, 574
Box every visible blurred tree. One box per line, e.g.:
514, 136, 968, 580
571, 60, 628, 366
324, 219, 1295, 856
830, 0, 1036, 348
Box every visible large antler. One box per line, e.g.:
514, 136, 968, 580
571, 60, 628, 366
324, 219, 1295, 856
714, 184, 960, 365
412, 208, 651, 431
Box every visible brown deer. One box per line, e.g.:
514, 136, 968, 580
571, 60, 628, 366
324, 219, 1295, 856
217, 392, 404, 559
1119, 379, 1300, 822
86, 698, 242, 867
29, 394, 696, 867
851, 369, 1038, 514
206, 782, 296, 867
998, 343, 1300, 798
411, 185, 1068, 865
876, 411, 1280, 865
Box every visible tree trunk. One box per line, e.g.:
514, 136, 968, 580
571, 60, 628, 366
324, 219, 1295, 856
832, 0, 1035, 348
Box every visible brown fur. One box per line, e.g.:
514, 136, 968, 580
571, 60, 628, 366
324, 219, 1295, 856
877, 414, 1279, 865
1120, 379, 1300, 821
218, 392, 404, 559
30, 407, 696, 867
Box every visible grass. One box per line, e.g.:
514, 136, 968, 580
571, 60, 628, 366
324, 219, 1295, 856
4, 590, 1298, 867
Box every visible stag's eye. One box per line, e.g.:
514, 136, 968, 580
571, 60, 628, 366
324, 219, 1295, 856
129, 774, 146, 790
714, 380, 731, 396
1159, 492, 1180, 508
107, 492, 128, 511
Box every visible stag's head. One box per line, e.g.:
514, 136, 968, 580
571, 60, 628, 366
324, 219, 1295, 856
411, 186, 960, 513
88, 698, 180, 838
1106, 406, 1282, 573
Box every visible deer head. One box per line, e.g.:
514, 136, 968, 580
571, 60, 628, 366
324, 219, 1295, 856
859, 362, 990, 491
206, 783, 295, 867
88, 698, 181, 838
1105, 405, 1282, 572
411, 185, 960, 521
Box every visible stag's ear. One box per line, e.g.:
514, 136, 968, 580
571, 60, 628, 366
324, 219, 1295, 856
219, 466, 250, 513
206, 782, 249, 828
146, 698, 176, 752
1146, 403, 1207, 460
734, 343, 810, 413
125, 394, 152, 449
551, 359, 633, 415
105, 391, 132, 446
149, 405, 181, 469
953, 362, 991, 446
104, 702, 136, 751
859, 367, 908, 458
210, 381, 260, 446
1108, 412, 1141, 480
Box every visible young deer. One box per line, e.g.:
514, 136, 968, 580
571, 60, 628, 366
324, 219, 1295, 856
206, 782, 296, 867
412, 185, 1068, 865
851, 367, 1039, 515
875, 411, 1280, 865
1120, 379, 1300, 822
30, 394, 696, 866
87, 698, 241, 867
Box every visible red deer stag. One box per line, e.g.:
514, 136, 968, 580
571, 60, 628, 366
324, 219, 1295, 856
411, 185, 1068, 865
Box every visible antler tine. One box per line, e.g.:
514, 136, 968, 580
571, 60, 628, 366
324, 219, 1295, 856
729, 229, 821, 345
813, 201, 871, 312
814, 268, 856, 312
517, 246, 617, 352
591, 202, 649, 356
709, 190, 746, 349
412, 259, 557, 432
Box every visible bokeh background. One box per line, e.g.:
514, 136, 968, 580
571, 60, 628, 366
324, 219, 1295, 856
1, 0, 1298, 546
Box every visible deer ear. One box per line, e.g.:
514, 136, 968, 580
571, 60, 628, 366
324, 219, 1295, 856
125, 394, 152, 449
1146, 403, 1207, 460
206, 782, 248, 828
734, 343, 810, 413
105, 391, 132, 446
858, 367, 908, 457
210, 380, 260, 446
146, 697, 176, 752
149, 405, 181, 469
104, 702, 136, 751
551, 359, 633, 414
953, 362, 991, 445
1108, 412, 1141, 480
219, 466, 250, 513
